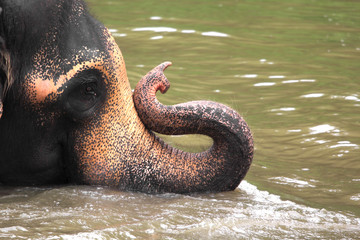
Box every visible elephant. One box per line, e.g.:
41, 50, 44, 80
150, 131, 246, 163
0, 0, 253, 193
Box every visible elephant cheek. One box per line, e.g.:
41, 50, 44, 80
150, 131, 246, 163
71, 124, 122, 185
70, 100, 149, 187
70, 106, 134, 186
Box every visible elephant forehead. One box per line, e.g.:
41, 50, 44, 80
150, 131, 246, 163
24, 29, 124, 104
24, 48, 109, 104
26, 60, 105, 103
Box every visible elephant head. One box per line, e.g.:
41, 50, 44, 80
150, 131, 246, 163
0, 0, 253, 193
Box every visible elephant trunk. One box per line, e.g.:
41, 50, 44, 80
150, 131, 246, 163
133, 62, 254, 193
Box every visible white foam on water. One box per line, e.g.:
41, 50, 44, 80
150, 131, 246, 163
60, 228, 126, 240
0, 226, 28, 232
236, 181, 360, 235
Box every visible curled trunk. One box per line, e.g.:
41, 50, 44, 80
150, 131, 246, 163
133, 62, 254, 193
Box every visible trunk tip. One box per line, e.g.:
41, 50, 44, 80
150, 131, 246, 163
160, 61, 172, 71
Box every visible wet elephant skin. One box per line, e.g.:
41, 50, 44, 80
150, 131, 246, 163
0, 0, 253, 193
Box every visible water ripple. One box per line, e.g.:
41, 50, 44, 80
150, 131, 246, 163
254, 82, 276, 87
201, 31, 229, 37
181, 29, 196, 34
282, 79, 316, 84
240, 74, 258, 78
309, 124, 340, 135
301, 93, 324, 98
150, 16, 162, 20
331, 94, 360, 102
268, 177, 316, 188
269, 75, 285, 79
150, 36, 163, 40
270, 107, 296, 112
329, 141, 359, 149
132, 27, 177, 32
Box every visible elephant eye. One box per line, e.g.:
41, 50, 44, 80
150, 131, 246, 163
67, 82, 100, 113
85, 85, 97, 96
82, 83, 97, 98
63, 69, 106, 120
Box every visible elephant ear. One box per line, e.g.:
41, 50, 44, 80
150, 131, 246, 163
0, 7, 5, 118
0, 79, 3, 119
0, 53, 3, 118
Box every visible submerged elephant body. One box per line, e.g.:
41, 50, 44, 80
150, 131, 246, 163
0, 0, 253, 193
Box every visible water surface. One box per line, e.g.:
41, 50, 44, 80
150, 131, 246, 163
1, 0, 359, 239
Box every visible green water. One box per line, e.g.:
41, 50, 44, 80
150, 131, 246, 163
1, 0, 359, 239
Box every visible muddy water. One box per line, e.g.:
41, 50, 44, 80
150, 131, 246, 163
1, 0, 359, 239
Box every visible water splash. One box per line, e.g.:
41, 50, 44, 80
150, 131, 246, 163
1, 183, 359, 239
